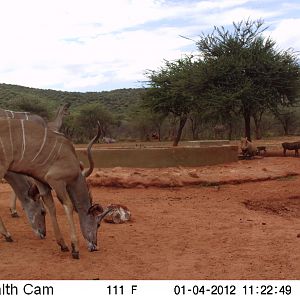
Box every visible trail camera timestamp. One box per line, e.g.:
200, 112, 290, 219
173, 284, 292, 296
243, 285, 292, 296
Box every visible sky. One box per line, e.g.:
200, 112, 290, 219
0, 0, 299, 92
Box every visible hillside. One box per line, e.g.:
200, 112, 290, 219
0, 83, 145, 117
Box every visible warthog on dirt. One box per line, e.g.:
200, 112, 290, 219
282, 142, 300, 157
240, 137, 258, 157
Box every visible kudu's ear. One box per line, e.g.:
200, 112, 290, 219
87, 204, 104, 216
28, 184, 39, 201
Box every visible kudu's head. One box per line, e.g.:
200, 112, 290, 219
85, 203, 114, 251
75, 121, 113, 251
23, 183, 46, 239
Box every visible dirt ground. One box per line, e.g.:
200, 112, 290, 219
1, 156, 300, 280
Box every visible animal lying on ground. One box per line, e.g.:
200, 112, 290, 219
104, 204, 131, 224
0, 119, 112, 259
282, 142, 300, 156
102, 137, 116, 144
240, 137, 258, 157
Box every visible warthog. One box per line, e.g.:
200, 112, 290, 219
240, 137, 258, 157
282, 142, 300, 156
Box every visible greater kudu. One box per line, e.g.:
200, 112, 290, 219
3, 103, 70, 217
3, 172, 46, 239
0, 119, 110, 258
1, 103, 81, 253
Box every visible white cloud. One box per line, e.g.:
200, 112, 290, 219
0, 0, 299, 91
269, 18, 300, 51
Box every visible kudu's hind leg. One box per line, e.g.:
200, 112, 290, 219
35, 182, 69, 252
0, 216, 13, 242
9, 190, 19, 218
0, 168, 13, 241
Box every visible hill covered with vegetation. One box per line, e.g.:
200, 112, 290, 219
0, 83, 144, 118
1, 81, 300, 144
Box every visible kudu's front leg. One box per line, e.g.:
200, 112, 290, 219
62, 201, 79, 259
46, 180, 79, 259
42, 192, 69, 252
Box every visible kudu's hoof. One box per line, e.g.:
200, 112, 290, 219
11, 212, 19, 218
5, 236, 13, 242
60, 245, 69, 252
88, 242, 98, 252
38, 229, 46, 239
71, 243, 79, 258
72, 252, 80, 259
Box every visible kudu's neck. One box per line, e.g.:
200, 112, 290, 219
47, 107, 66, 132
67, 174, 92, 213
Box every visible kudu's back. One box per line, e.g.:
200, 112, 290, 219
0, 108, 46, 127
0, 119, 79, 182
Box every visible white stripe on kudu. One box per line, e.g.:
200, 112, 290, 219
0, 136, 7, 164
5, 110, 14, 118
40, 138, 58, 166
19, 120, 26, 161
7, 119, 14, 159
31, 127, 48, 162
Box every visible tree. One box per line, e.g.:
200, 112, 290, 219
9, 96, 51, 120
196, 19, 300, 140
270, 104, 300, 136
76, 103, 115, 140
144, 56, 204, 146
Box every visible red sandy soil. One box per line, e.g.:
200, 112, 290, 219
1, 157, 300, 280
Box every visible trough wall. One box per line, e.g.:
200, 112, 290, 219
76, 145, 238, 168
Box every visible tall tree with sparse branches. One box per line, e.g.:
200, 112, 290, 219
144, 56, 205, 146
197, 19, 300, 140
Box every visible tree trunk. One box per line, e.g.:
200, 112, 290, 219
173, 116, 187, 146
189, 117, 199, 140
253, 118, 262, 140
243, 111, 251, 141
283, 122, 289, 136
227, 122, 233, 140
253, 113, 263, 140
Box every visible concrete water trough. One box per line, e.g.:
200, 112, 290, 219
76, 144, 238, 168
187, 140, 230, 146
